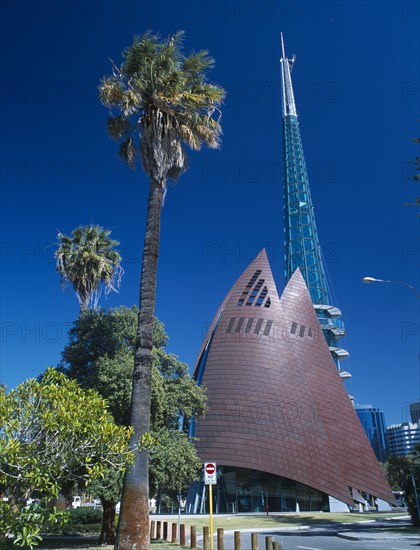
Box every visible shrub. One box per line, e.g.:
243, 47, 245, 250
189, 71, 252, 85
45, 507, 102, 536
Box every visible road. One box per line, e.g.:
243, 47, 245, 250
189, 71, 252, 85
203, 519, 418, 550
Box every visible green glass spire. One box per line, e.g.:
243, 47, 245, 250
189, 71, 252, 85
280, 34, 349, 375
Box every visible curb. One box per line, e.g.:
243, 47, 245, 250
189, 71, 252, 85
337, 531, 420, 541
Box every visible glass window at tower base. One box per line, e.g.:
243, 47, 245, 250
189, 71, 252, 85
186, 466, 330, 514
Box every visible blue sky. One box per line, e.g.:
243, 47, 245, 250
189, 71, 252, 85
1, 0, 419, 426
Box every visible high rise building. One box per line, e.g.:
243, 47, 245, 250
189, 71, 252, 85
355, 405, 389, 462
280, 34, 349, 379
387, 422, 420, 457
410, 401, 420, 423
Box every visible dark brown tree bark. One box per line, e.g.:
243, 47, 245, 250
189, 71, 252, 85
99, 499, 117, 544
115, 177, 163, 550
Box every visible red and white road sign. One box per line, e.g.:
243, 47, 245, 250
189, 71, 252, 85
204, 462, 217, 485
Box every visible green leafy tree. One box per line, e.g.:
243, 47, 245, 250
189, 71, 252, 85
61, 307, 166, 390
55, 224, 123, 313
89, 467, 125, 545
385, 447, 420, 526
99, 30, 223, 549
0, 369, 134, 548
60, 307, 206, 541
149, 429, 202, 497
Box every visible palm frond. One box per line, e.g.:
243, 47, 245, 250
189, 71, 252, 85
99, 78, 125, 107
122, 31, 160, 77
182, 50, 215, 75
179, 125, 200, 150
107, 116, 132, 141
119, 138, 137, 170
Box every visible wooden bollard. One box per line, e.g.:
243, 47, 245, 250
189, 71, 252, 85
156, 521, 161, 540
203, 526, 210, 550
265, 536, 273, 550
163, 521, 168, 541
217, 528, 224, 550
190, 525, 197, 548
234, 531, 241, 550
150, 520, 156, 539
273, 542, 282, 550
251, 532, 259, 550
172, 522, 177, 543
180, 523, 186, 546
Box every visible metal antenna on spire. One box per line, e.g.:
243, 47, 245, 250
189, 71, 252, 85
279, 33, 297, 117
280, 32, 286, 60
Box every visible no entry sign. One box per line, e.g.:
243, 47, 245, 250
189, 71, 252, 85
204, 462, 217, 485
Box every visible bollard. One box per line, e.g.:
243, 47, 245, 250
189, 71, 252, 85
273, 542, 282, 550
180, 523, 186, 547
265, 536, 273, 550
251, 532, 259, 550
203, 526, 210, 550
156, 521, 161, 540
172, 522, 177, 543
234, 531, 241, 550
190, 525, 197, 548
217, 528, 224, 550
163, 521, 168, 541
150, 520, 155, 540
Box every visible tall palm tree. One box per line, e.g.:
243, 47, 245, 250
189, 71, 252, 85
55, 224, 123, 313
99, 31, 224, 549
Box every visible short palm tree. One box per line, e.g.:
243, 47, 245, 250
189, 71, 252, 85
99, 31, 224, 549
55, 224, 123, 313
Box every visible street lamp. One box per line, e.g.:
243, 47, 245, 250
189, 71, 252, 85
362, 276, 420, 299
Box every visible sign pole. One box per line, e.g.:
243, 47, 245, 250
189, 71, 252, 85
209, 482, 214, 550
204, 461, 216, 550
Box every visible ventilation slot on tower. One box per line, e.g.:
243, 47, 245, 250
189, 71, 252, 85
244, 318, 254, 333
254, 319, 264, 334
226, 318, 236, 333
263, 320, 273, 336
237, 270, 262, 306
255, 287, 268, 307
246, 279, 265, 306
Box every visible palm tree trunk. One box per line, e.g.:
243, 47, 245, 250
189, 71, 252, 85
115, 177, 163, 550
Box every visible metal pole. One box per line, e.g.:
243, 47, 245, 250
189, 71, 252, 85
178, 489, 181, 542
209, 484, 214, 550
411, 474, 420, 522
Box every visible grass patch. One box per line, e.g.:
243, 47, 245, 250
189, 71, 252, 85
170, 512, 407, 531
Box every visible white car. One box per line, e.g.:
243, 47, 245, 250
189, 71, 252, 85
72, 496, 82, 509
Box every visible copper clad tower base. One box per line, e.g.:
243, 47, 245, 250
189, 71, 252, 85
192, 250, 395, 508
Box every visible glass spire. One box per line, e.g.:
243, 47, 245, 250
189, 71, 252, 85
280, 34, 349, 374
